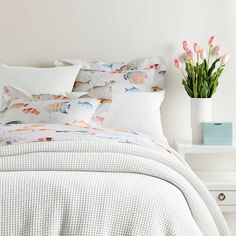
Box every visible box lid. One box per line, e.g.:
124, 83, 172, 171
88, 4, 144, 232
203, 122, 233, 139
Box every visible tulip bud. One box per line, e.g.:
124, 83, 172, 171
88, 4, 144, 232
174, 59, 182, 69
193, 43, 200, 53
200, 48, 207, 60
221, 54, 229, 65
213, 45, 222, 57
188, 49, 195, 59
183, 40, 189, 51
209, 36, 216, 48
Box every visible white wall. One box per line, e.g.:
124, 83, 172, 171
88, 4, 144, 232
0, 0, 235, 144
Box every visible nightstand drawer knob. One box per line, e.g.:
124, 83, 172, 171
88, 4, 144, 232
218, 193, 226, 201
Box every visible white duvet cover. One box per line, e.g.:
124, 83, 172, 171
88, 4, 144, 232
0, 124, 230, 236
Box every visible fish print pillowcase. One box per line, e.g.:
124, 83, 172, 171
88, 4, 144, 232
55, 57, 167, 93
74, 69, 156, 93
66, 86, 112, 127
0, 86, 101, 127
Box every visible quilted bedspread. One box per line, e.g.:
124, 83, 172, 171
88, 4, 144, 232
0, 124, 230, 236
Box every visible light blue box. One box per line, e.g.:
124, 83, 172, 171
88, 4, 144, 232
203, 122, 233, 146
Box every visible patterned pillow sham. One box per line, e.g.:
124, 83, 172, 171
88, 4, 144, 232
74, 69, 157, 93
0, 86, 101, 127
66, 86, 112, 126
55, 57, 167, 93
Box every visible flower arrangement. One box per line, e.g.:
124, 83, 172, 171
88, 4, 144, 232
174, 36, 229, 98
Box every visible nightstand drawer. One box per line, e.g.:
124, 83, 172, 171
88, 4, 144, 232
210, 190, 236, 205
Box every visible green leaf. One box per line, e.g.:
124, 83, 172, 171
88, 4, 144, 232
200, 80, 209, 98
208, 57, 221, 77
182, 80, 194, 97
210, 80, 218, 97
193, 82, 198, 97
197, 63, 204, 93
204, 59, 208, 71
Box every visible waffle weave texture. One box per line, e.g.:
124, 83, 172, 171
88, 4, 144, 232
0, 140, 230, 236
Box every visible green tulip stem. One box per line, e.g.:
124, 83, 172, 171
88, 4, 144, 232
180, 68, 187, 79
207, 47, 211, 67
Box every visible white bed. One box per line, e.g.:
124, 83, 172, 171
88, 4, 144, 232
0, 59, 231, 235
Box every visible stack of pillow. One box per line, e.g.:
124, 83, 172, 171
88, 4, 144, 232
0, 57, 167, 144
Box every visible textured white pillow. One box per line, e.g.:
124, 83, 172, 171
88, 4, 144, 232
102, 91, 167, 144
0, 63, 81, 96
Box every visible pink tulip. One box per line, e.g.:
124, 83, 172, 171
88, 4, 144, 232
183, 40, 189, 51
208, 36, 216, 48
193, 43, 200, 53
174, 59, 182, 69
221, 54, 229, 65
182, 49, 195, 60
213, 45, 222, 57
187, 49, 195, 59
200, 48, 207, 60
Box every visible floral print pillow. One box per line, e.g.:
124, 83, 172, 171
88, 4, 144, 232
0, 86, 101, 127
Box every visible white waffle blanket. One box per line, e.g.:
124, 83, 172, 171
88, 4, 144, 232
0, 124, 230, 235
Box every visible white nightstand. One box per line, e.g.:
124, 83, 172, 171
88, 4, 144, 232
174, 140, 236, 213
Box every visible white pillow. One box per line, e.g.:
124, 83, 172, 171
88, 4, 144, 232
0, 63, 81, 98
102, 91, 168, 144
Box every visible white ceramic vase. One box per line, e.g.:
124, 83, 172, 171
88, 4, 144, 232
191, 98, 212, 144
